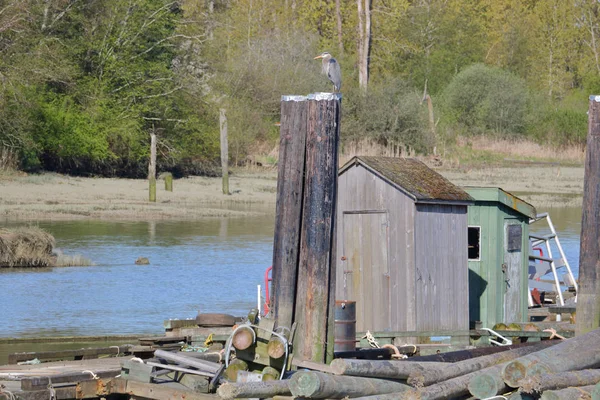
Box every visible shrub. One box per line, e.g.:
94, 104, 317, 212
442, 64, 529, 136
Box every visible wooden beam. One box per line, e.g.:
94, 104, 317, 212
20, 369, 121, 391
293, 93, 341, 364
9, 345, 135, 364
271, 96, 308, 329
577, 96, 600, 335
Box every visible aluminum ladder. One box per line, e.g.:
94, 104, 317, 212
528, 212, 578, 307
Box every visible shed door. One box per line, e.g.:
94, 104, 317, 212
504, 221, 523, 322
341, 211, 390, 332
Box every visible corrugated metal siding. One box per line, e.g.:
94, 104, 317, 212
336, 164, 416, 332
414, 204, 469, 332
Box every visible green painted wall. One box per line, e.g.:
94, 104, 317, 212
466, 188, 533, 329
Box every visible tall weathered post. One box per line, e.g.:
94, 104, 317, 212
293, 93, 341, 364
576, 95, 600, 335
148, 132, 157, 202
220, 108, 230, 195
271, 96, 308, 329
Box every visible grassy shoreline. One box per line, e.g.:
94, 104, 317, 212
0, 160, 584, 221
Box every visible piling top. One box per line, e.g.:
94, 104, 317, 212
281, 95, 308, 102
590, 95, 600, 102
307, 92, 342, 101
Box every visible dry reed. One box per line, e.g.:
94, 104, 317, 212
54, 253, 94, 267
457, 136, 586, 163
0, 227, 55, 267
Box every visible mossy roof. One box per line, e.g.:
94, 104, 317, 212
340, 156, 474, 203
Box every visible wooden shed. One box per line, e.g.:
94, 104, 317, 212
464, 187, 536, 330
336, 156, 473, 336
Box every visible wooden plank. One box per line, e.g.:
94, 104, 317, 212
112, 379, 219, 400
291, 358, 334, 374
577, 96, 600, 335
0, 386, 75, 400
293, 93, 341, 364
21, 369, 120, 391
9, 345, 135, 364
271, 96, 308, 331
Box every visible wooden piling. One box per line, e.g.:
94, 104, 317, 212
540, 385, 595, 400
217, 380, 291, 399
293, 93, 341, 364
502, 329, 600, 389
271, 96, 308, 329
289, 371, 410, 399
164, 172, 173, 192
519, 369, 600, 395
149, 132, 157, 202
220, 108, 229, 195
577, 95, 600, 336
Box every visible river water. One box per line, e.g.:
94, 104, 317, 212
0, 204, 582, 340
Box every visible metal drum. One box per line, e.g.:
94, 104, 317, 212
334, 300, 356, 352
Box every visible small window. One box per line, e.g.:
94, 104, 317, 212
468, 226, 481, 260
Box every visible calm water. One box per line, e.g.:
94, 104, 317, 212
0, 204, 582, 339
0, 216, 275, 338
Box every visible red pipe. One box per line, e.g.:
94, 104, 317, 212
264, 266, 273, 315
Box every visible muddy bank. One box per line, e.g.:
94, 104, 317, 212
0, 165, 583, 221
0, 171, 278, 220
438, 165, 584, 209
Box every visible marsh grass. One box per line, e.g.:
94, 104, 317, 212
0, 227, 55, 267
55, 253, 94, 267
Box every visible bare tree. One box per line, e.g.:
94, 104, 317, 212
357, 0, 371, 91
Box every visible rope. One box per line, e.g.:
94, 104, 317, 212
0, 390, 15, 400
382, 344, 407, 359
204, 333, 214, 347
47, 378, 55, 400
574, 386, 591, 397
543, 328, 566, 340
362, 330, 380, 348
82, 370, 99, 380
481, 396, 507, 400
0, 385, 16, 400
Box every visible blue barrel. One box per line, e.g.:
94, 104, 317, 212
334, 300, 356, 352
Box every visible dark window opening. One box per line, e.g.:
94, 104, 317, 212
468, 226, 481, 260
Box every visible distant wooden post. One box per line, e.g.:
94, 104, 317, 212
220, 109, 230, 195
149, 132, 157, 202
271, 96, 308, 329
293, 93, 341, 364
576, 95, 600, 336
164, 172, 173, 192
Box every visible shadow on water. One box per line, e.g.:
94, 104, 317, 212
1, 215, 275, 339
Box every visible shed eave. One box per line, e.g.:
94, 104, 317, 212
463, 186, 536, 218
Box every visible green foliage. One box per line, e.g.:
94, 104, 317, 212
343, 79, 433, 153
442, 64, 529, 135
0, 0, 598, 176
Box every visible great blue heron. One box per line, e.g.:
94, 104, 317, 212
314, 52, 341, 93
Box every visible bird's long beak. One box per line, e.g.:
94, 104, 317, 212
314, 55, 323, 59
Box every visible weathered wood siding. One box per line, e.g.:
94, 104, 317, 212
414, 204, 469, 332
336, 164, 416, 332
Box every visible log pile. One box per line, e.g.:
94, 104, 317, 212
209, 327, 600, 399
